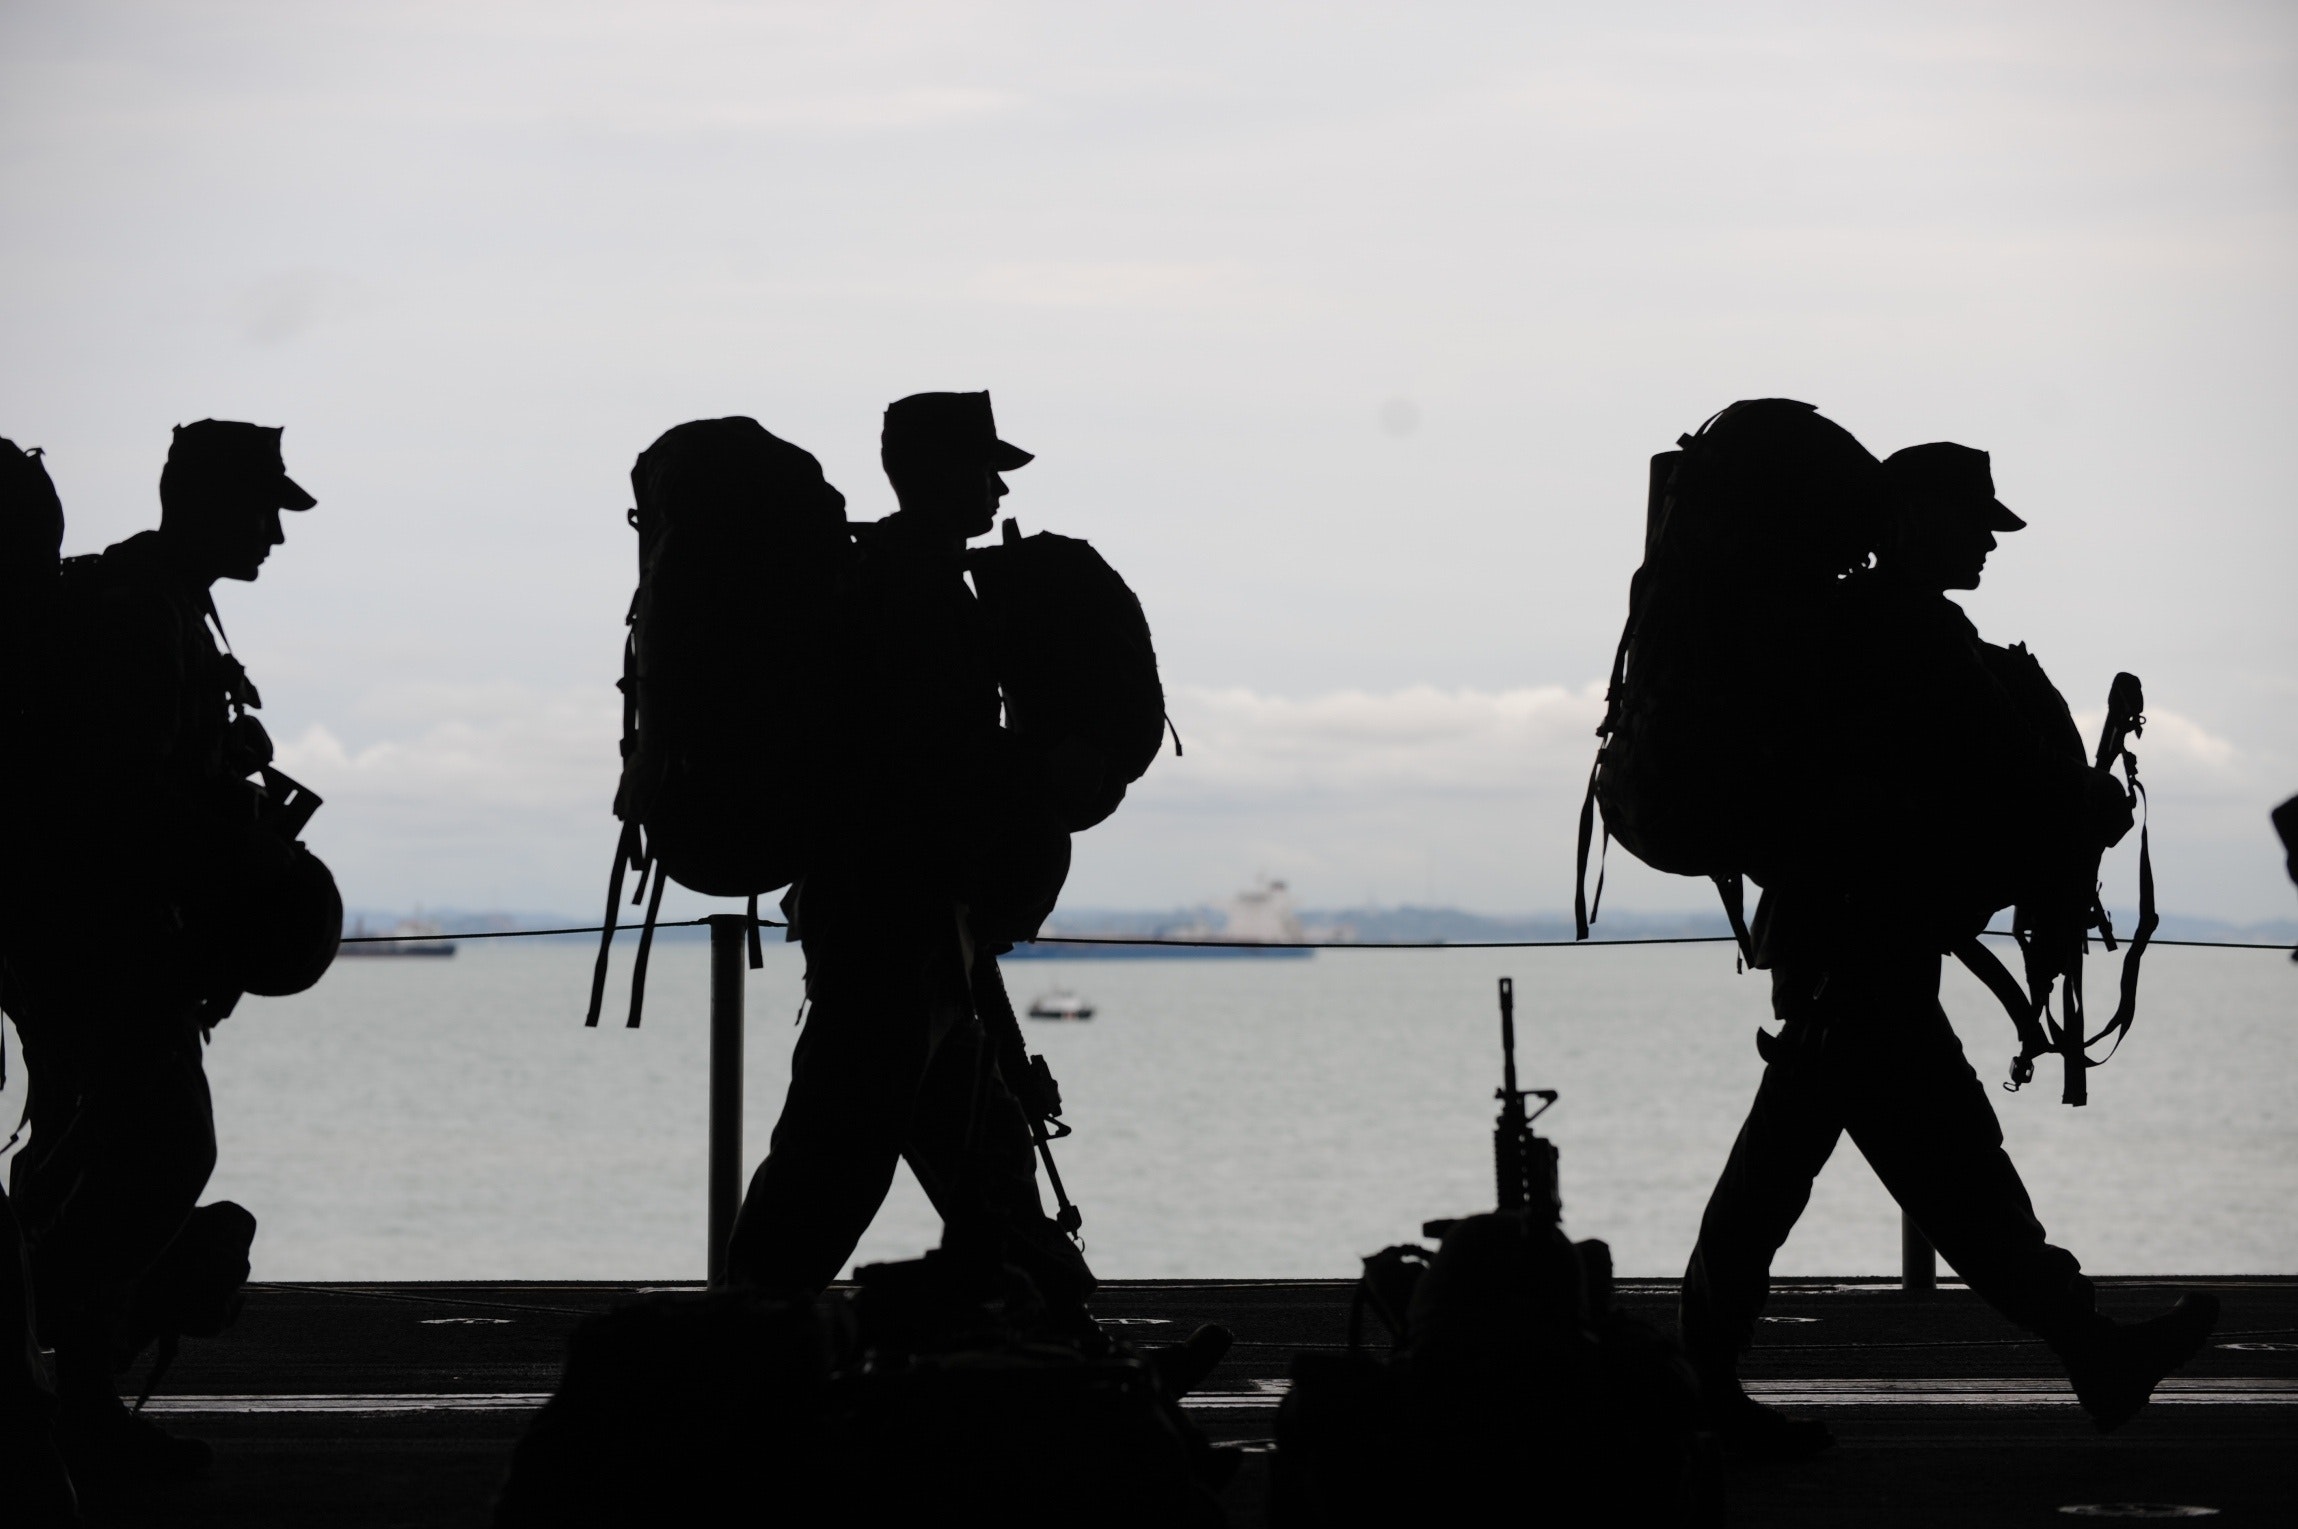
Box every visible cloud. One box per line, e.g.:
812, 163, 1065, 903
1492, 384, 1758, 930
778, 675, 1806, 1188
277, 686, 618, 813
272, 688, 620, 908
255, 679, 2286, 918
1151, 683, 1605, 801
2072, 705, 2240, 775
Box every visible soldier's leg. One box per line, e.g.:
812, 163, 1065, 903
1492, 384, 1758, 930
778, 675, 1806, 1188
8, 992, 218, 1365
725, 932, 943, 1293
0, 1180, 79, 1523
902, 1019, 1095, 1311
1679, 967, 1848, 1381
8, 990, 218, 1482
1836, 956, 2099, 1346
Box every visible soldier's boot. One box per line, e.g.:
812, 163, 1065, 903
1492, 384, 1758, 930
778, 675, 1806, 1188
1692, 1366, 1833, 1460
1141, 1323, 1233, 1400
48, 1296, 211, 1485
2061, 1292, 2220, 1433
55, 1387, 212, 1485
0, 1386, 82, 1525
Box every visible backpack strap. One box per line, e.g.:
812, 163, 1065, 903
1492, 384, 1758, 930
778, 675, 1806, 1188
1953, 936, 2051, 1090
623, 854, 666, 1030
582, 819, 640, 1027
1574, 569, 1644, 941
2087, 759, 2157, 1068
1713, 873, 1753, 965
1572, 752, 1608, 941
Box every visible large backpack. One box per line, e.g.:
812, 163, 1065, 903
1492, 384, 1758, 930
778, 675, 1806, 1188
966, 520, 1170, 832
1, 438, 63, 737
0, 439, 62, 990
586, 418, 852, 1026
1574, 400, 1886, 944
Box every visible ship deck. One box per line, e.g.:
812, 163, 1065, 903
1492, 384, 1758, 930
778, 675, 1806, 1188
77, 1275, 2298, 1525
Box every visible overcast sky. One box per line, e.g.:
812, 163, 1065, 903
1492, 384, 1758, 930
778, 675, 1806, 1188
3, 1, 2292, 921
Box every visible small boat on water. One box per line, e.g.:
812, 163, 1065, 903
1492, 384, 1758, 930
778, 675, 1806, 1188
338, 918, 457, 958
1027, 988, 1095, 1021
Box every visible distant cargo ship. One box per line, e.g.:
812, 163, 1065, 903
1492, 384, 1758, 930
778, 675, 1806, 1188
338, 918, 457, 958
1006, 879, 1322, 960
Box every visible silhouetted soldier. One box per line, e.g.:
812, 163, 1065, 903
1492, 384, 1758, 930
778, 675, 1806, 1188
726, 393, 1095, 1327
1679, 442, 2218, 1454
1, 421, 311, 1480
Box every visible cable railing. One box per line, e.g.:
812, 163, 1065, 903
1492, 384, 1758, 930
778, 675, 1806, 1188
339, 922, 2292, 951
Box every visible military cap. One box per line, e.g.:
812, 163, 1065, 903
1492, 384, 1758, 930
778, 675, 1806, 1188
1881, 441, 2022, 531
166, 420, 316, 511
881, 391, 1033, 474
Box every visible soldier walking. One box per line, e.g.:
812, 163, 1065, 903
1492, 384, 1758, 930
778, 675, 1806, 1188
725, 393, 1095, 1327
3, 421, 322, 1480
1677, 440, 2219, 1454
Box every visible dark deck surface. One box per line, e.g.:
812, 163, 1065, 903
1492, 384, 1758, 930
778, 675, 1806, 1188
77, 1276, 2298, 1525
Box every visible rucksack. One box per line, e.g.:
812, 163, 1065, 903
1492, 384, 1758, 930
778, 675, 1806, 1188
0, 438, 63, 750
1574, 399, 1887, 945
967, 520, 1171, 832
586, 417, 852, 1026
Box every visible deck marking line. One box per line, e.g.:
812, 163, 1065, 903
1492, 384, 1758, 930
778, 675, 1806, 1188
136, 1376, 2298, 1417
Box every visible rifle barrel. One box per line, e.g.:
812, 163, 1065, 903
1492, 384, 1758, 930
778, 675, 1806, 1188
1499, 976, 1518, 1099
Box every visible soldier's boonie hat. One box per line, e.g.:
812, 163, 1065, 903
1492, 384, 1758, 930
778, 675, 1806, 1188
1881, 442, 2021, 531
166, 420, 316, 510
881, 391, 1033, 473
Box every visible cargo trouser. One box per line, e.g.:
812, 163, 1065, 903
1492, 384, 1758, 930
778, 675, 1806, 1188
1680, 948, 2102, 1378
2, 945, 217, 1371
726, 873, 1093, 1307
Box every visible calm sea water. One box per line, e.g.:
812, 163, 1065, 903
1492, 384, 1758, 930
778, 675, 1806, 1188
3, 940, 2289, 1281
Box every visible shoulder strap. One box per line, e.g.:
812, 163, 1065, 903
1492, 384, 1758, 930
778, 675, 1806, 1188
1952, 936, 2050, 1090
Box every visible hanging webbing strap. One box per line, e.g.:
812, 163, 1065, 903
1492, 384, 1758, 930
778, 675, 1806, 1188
583, 820, 640, 1027
2087, 758, 2157, 1068
1713, 872, 1753, 966
1573, 750, 1608, 941
1574, 571, 1643, 942
1953, 935, 2051, 1090
623, 859, 666, 1030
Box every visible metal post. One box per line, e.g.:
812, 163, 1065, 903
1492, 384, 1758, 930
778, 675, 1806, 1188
1901, 1210, 1937, 1295
706, 914, 746, 1286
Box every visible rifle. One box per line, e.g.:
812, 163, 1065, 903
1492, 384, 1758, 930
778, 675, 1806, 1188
970, 954, 1084, 1241
1987, 671, 2154, 1106
1424, 977, 1560, 1237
